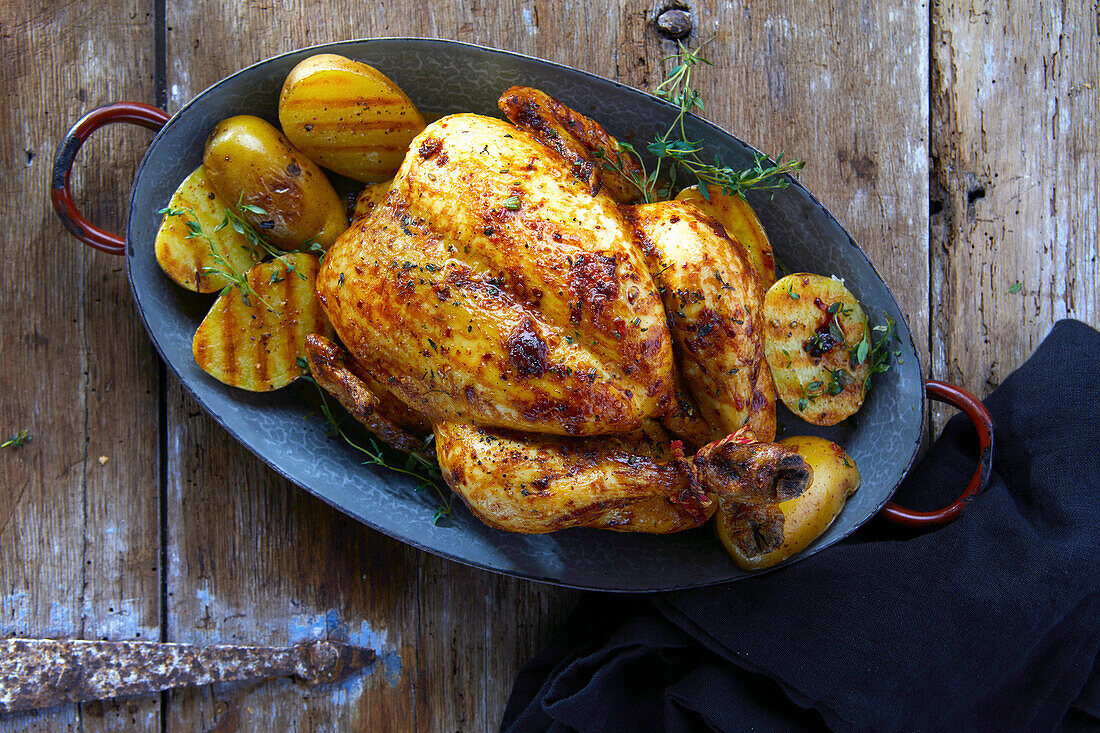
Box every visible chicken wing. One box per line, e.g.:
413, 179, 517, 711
499, 86, 648, 204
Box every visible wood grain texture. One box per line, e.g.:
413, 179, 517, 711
0, 1, 159, 731
931, 0, 1099, 406
162, 387, 421, 730
691, 1, 931, 368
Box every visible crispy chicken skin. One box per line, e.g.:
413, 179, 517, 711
314, 88, 803, 537
499, 86, 648, 205
318, 113, 673, 437
630, 201, 777, 443
304, 334, 429, 452
433, 420, 710, 533
434, 421, 810, 535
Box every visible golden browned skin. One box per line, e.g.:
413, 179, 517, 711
434, 420, 711, 534
499, 86, 647, 205
318, 113, 673, 437
689, 429, 811, 506
434, 421, 810, 535
314, 89, 801, 537
629, 201, 777, 442
304, 334, 429, 453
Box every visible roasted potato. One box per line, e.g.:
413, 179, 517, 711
762, 274, 871, 425
203, 115, 347, 251
154, 166, 257, 293
193, 253, 333, 391
279, 54, 426, 183
350, 179, 392, 223
719, 436, 860, 570
675, 185, 777, 287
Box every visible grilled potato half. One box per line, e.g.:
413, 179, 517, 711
155, 166, 257, 293
762, 274, 871, 425
675, 185, 777, 287
279, 54, 426, 183
193, 253, 333, 391
203, 115, 348, 251
721, 436, 860, 570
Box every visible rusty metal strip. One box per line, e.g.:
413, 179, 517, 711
0, 638, 374, 714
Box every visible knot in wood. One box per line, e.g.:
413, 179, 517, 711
655, 7, 693, 40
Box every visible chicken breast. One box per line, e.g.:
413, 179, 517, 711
317, 113, 673, 436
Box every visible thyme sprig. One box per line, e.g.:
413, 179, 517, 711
222, 196, 311, 282
159, 200, 316, 314
597, 43, 805, 204
851, 315, 903, 395
160, 205, 275, 312
297, 358, 453, 525
1, 429, 31, 449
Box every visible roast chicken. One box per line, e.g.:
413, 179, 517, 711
308, 86, 810, 552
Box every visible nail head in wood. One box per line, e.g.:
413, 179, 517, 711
655, 7, 693, 40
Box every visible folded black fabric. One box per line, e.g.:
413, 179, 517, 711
503, 319, 1100, 732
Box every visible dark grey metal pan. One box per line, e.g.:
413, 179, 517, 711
52, 38, 992, 591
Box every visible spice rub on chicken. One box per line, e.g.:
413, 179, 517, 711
314, 86, 810, 535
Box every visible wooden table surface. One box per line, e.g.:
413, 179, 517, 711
2, 1, 1096, 730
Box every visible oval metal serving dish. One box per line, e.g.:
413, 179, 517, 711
110, 39, 927, 590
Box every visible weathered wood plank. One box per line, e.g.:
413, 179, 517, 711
931, 0, 1099, 410
162, 388, 421, 730
0, 1, 159, 730
690, 1, 931, 370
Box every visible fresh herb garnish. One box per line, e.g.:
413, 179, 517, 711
158, 206, 275, 311
859, 315, 902, 394
597, 43, 804, 203
502, 194, 521, 210
1, 429, 31, 449
298, 360, 452, 525
1007, 281, 1023, 295
160, 198, 325, 313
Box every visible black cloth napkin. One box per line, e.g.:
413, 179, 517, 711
502, 319, 1100, 732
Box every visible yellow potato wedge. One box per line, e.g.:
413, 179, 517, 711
350, 179, 392, 224
203, 115, 348, 251
675, 185, 777, 287
720, 436, 860, 571
154, 166, 258, 293
279, 54, 426, 183
762, 274, 871, 425
193, 253, 334, 391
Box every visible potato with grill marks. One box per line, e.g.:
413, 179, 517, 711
762, 273, 871, 425
154, 167, 257, 293
193, 253, 332, 391
279, 54, 426, 183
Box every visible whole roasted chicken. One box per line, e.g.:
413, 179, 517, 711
308, 87, 811, 556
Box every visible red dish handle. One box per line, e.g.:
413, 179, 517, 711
880, 379, 994, 527
51, 102, 171, 256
